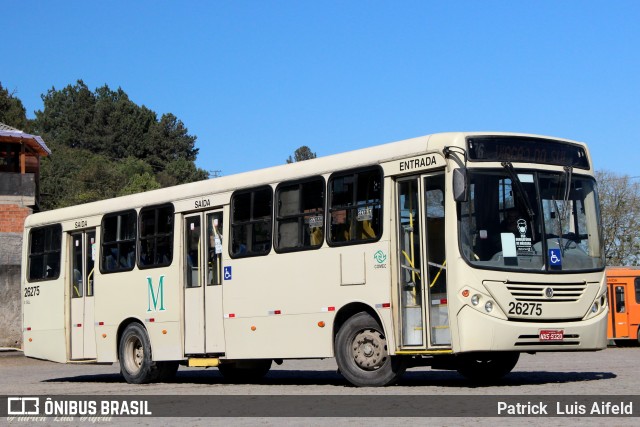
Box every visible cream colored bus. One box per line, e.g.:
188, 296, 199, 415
21, 132, 608, 386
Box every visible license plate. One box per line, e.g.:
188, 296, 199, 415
539, 329, 564, 341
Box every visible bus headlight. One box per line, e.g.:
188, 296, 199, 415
471, 294, 480, 306
485, 301, 494, 313
591, 301, 599, 314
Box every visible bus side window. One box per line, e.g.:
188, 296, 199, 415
635, 278, 640, 304
328, 167, 382, 245
615, 286, 625, 313
275, 177, 324, 252
230, 186, 273, 258
138, 204, 174, 268
28, 224, 62, 282
100, 210, 136, 273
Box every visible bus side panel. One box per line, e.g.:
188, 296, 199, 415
221, 242, 394, 359
22, 274, 67, 363
93, 268, 183, 363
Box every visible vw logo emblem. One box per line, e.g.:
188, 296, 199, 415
544, 287, 554, 299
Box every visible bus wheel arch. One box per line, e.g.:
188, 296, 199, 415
332, 303, 382, 341
333, 306, 407, 387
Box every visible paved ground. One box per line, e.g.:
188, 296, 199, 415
0, 346, 638, 426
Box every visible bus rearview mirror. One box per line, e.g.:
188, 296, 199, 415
453, 168, 468, 202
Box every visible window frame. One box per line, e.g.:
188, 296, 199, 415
27, 224, 62, 282
100, 209, 137, 274
137, 203, 175, 270
229, 185, 273, 259
274, 176, 326, 253
327, 165, 384, 247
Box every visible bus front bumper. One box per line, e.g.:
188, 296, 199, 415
456, 305, 608, 353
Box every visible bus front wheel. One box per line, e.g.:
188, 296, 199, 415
119, 323, 159, 384
456, 351, 519, 382
335, 312, 407, 387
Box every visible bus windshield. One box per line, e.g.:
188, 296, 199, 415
458, 168, 605, 272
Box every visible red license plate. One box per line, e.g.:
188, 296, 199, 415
539, 329, 564, 341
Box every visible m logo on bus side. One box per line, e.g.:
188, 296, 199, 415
147, 275, 166, 312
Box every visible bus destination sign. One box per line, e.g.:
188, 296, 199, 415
467, 136, 590, 169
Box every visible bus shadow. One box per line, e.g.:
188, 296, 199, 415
43, 369, 616, 388
397, 370, 617, 388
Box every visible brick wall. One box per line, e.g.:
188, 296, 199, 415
0, 202, 30, 348
0, 204, 31, 233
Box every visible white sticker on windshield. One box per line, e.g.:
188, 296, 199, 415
517, 174, 534, 183
501, 233, 517, 258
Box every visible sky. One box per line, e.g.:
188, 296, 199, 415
2, 0, 639, 178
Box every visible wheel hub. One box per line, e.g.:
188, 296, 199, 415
124, 336, 143, 374
352, 329, 388, 371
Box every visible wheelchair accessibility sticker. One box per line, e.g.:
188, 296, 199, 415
224, 266, 232, 280
548, 249, 562, 269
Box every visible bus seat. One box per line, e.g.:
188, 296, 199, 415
360, 220, 376, 239
310, 227, 323, 246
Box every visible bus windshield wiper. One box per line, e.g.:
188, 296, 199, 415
552, 166, 573, 253
501, 162, 536, 241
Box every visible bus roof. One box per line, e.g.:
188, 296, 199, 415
606, 266, 640, 276
25, 131, 585, 227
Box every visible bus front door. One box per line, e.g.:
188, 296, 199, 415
69, 229, 97, 360
396, 173, 450, 349
183, 210, 226, 355
423, 173, 450, 346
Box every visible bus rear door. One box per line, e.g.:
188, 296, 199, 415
69, 229, 97, 360
183, 210, 226, 355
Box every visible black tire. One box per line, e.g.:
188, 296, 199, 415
218, 359, 272, 382
456, 351, 519, 382
119, 323, 160, 384
334, 312, 407, 387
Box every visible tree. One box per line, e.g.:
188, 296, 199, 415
0, 82, 28, 130
30, 80, 210, 209
595, 170, 640, 266
286, 146, 317, 163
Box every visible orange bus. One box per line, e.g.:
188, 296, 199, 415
607, 267, 640, 346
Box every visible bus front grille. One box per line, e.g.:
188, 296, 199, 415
506, 281, 587, 302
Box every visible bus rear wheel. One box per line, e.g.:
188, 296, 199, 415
335, 312, 407, 387
119, 323, 159, 384
456, 351, 519, 382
